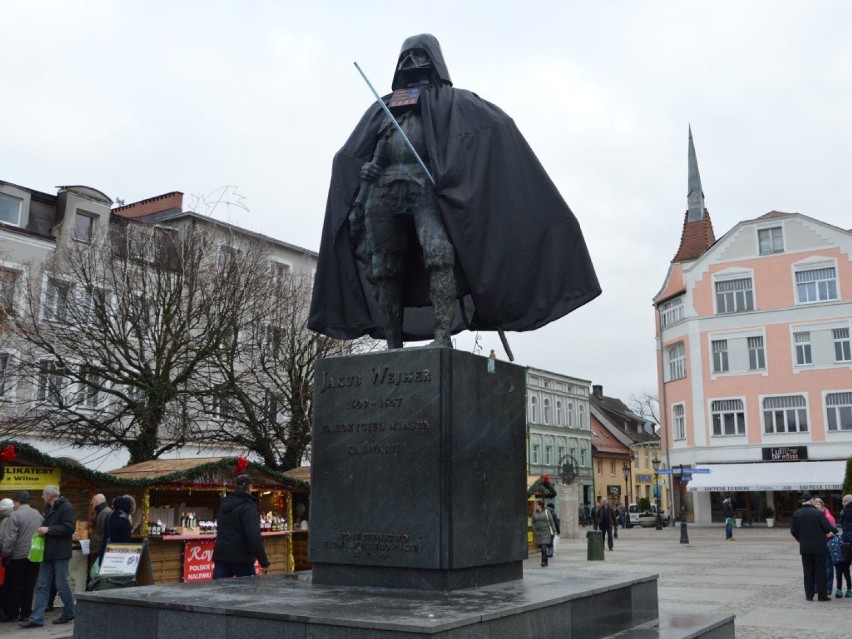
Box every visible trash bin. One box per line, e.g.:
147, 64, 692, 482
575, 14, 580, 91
586, 530, 604, 561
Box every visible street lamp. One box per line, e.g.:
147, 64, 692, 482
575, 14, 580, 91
622, 462, 631, 529
651, 451, 662, 531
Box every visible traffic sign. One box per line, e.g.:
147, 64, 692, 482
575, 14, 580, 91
655, 469, 673, 474
691, 468, 711, 474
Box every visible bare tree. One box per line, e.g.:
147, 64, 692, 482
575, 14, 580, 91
628, 392, 660, 428
203, 270, 377, 471
4, 221, 271, 464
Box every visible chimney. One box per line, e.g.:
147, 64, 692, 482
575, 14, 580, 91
592, 385, 603, 399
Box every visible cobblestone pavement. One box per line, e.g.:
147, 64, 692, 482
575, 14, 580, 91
5, 522, 846, 638
551, 522, 849, 638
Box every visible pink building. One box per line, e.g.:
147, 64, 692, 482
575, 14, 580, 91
653, 129, 852, 526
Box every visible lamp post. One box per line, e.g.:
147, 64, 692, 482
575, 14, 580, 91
651, 452, 662, 531
622, 462, 631, 529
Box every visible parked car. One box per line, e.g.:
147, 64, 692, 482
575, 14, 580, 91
628, 503, 669, 527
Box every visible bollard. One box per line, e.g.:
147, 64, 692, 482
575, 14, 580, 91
586, 530, 604, 561
680, 519, 689, 544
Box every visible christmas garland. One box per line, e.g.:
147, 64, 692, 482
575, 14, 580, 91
527, 474, 557, 499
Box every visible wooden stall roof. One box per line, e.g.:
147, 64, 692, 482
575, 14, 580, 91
281, 466, 310, 484
106, 457, 309, 491
0, 440, 129, 486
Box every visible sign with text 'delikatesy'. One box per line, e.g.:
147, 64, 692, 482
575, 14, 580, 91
0, 466, 61, 491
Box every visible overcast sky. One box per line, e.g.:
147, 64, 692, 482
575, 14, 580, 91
3, 1, 850, 403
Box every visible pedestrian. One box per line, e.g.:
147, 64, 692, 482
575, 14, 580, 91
583, 503, 591, 527
546, 503, 560, 555
19, 485, 77, 628
0, 491, 42, 623
88, 494, 111, 566
722, 497, 735, 541
212, 474, 270, 579
597, 498, 615, 551
813, 497, 838, 597
0, 498, 14, 614
531, 500, 554, 567
791, 492, 837, 602
837, 494, 852, 598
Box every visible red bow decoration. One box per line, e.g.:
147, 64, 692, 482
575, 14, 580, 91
541, 474, 550, 484
235, 455, 249, 474
0, 444, 15, 463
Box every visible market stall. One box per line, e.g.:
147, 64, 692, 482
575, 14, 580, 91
105, 457, 309, 584
0, 440, 130, 593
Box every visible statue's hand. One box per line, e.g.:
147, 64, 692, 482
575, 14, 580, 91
360, 162, 381, 183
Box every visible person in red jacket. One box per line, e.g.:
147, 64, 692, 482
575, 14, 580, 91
212, 475, 270, 579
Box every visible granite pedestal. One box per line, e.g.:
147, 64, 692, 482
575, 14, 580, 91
310, 347, 528, 591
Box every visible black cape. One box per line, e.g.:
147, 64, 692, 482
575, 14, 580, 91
309, 78, 600, 343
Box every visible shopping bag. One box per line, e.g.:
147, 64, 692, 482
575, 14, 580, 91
28, 532, 45, 563
552, 536, 560, 555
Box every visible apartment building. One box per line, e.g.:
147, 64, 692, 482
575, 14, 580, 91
653, 131, 852, 525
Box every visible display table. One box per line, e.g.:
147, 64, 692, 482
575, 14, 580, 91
145, 531, 293, 584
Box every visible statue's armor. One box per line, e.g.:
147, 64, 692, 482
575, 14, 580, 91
361, 102, 456, 348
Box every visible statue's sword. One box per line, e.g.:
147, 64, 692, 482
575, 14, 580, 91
353, 61, 514, 362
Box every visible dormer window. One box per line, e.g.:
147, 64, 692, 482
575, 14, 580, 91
0, 194, 22, 226
73, 212, 95, 242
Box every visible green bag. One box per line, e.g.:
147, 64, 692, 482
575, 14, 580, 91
28, 532, 45, 563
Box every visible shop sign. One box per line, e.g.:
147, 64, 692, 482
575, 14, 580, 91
0, 466, 61, 490
762, 446, 808, 461
183, 539, 215, 582
99, 543, 144, 578
607, 485, 621, 496
183, 539, 263, 582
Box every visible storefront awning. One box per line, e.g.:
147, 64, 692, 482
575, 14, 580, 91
686, 461, 845, 493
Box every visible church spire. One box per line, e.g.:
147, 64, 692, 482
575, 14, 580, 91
686, 125, 705, 221
672, 126, 716, 262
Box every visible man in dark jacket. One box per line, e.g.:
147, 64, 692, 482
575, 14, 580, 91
20, 485, 76, 628
791, 492, 837, 601
212, 475, 270, 579
88, 494, 111, 568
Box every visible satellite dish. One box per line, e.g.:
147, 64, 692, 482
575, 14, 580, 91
557, 454, 578, 485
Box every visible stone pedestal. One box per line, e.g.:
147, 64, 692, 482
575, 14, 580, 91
309, 347, 528, 591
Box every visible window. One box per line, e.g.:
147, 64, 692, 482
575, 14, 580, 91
264, 325, 285, 360
270, 261, 292, 293
567, 402, 574, 427
758, 226, 784, 255
672, 404, 685, 440
610, 461, 616, 477
578, 405, 585, 428
827, 392, 852, 431
557, 443, 566, 461
712, 340, 729, 373
580, 448, 586, 465
796, 267, 838, 304
37, 361, 68, 404
834, 328, 852, 363
0, 353, 8, 397
265, 391, 287, 426
543, 398, 551, 424
73, 212, 95, 242
531, 439, 540, 465
763, 395, 808, 433
660, 297, 685, 327
219, 245, 241, 275
668, 342, 686, 380
556, 401, 563, 426
715, 278, 754, 314
711, 399, 746, 436
530, 396, 538, 423
0, 194, 22, 226
748, 336, 766, 370
43, 277, 71, 323
794, 332, 812, 366
544, 444, 553, 466
0, 268, 19, 317
78, 366, 101, 409
214, 394, 235, 420
596, 460, 602, 475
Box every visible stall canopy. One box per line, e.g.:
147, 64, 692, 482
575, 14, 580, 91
686, 460, 846, 493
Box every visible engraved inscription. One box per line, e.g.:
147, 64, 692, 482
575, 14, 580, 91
349, 397, 403, 409
370, 366, 431, 386
323, 532, 425, 560
321, 422, 385, 434
319, 372, 363, 393
346, 441, 402, 455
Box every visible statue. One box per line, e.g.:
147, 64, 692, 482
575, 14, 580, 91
309, 34, 600, 349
